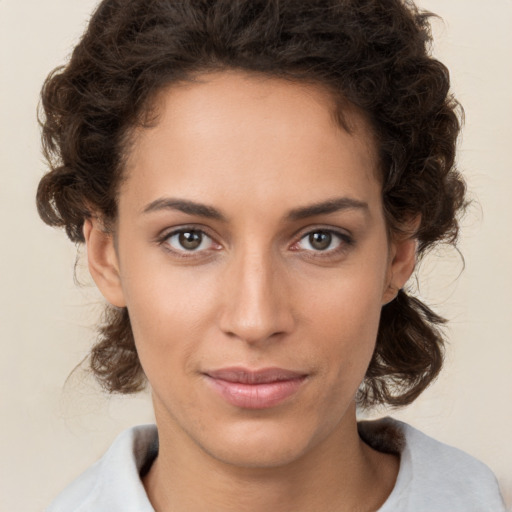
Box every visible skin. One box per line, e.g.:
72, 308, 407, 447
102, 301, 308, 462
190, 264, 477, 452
84, 71, 417, 512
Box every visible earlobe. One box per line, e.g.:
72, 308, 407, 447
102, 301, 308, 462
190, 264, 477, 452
83, 218, 126, 308
382, 233, 418, 305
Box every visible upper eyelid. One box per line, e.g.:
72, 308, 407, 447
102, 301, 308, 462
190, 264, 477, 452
156, 226, 218, 252
158, 228, 219, 258
293, 225, 352, 241
299, 229, 347, 240
158, 225, 216, 241
297, 230, 350, 244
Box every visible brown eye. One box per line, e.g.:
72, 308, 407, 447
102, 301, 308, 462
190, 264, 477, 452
165, 229, 213, 252
294, 229, 350, 254
308, 231, 333, 251
179, 231, 203, 250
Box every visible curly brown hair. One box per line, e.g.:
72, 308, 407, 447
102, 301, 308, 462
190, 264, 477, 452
37, 0, 466, 407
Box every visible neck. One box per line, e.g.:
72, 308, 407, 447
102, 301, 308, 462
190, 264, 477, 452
143, 405, 398, 512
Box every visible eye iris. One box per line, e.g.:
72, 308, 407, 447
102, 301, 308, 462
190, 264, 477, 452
179, 231, 202, 250
309, 231, 332, 250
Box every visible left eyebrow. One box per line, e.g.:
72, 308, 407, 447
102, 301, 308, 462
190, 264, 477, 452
285, 197, 369, 221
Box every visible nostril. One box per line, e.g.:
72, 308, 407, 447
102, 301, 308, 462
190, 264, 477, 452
219, 304, 293, 345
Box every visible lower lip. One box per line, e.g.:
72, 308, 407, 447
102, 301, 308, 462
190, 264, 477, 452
205, 376, 306, 409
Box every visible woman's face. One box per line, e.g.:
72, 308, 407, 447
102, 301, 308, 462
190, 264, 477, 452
88, 71, 414, 468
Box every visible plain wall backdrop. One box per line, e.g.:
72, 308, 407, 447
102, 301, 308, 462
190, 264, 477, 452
1, 1, 511, 510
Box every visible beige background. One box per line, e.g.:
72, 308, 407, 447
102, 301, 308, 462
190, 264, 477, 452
1, 1, 511, 510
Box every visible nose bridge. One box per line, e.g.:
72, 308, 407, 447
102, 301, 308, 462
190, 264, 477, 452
219, 242, 292, 343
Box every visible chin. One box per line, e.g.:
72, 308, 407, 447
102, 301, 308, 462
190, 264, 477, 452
205, 440, 307, 469
195, 419, 324, 469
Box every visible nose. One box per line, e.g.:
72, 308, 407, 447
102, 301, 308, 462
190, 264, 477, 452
218, 247, 295, 345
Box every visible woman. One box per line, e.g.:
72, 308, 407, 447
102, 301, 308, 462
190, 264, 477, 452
38, 0, 505, 510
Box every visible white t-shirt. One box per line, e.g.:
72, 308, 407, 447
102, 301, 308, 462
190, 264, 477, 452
46, 418, 506, 511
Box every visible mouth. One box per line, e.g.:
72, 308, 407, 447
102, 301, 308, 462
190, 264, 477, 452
203, 367, 308, 410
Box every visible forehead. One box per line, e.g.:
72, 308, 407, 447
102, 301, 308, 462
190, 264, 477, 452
121, 71, 381, 216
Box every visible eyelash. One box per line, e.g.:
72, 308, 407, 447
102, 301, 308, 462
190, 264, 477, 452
157, 226, 354, 259
291, 229, 354, 258
157, 226, 220, 259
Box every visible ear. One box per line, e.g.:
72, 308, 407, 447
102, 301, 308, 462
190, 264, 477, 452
382, 220, 420, 305
83, 217, 126, 308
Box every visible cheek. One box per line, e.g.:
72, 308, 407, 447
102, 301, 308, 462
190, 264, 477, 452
300, 263, 386, 376
118, 251, 220, 380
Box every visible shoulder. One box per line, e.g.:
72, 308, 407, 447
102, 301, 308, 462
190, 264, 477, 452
45, 424, 158, 512
359, 417, 506, 512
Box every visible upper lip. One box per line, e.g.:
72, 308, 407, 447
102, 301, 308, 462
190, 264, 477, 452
205, 367, 307, 384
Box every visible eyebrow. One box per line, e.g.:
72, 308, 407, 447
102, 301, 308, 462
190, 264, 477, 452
141, 196, 368, 222
286, 197, 369, 221
142, 198, 227, 221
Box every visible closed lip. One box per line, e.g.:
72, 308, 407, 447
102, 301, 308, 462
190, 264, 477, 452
203, 366, 308, 409
204, 366, 308, 384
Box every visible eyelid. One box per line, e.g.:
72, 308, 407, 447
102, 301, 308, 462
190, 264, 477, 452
157, 225, 222, 256
290, 226, 354, 254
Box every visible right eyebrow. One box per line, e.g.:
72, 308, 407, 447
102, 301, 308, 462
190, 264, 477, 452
141, 198, 227, 222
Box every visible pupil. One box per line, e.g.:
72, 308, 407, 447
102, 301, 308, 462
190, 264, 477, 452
179, 231, 202, 250
310, 231, 331, 250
